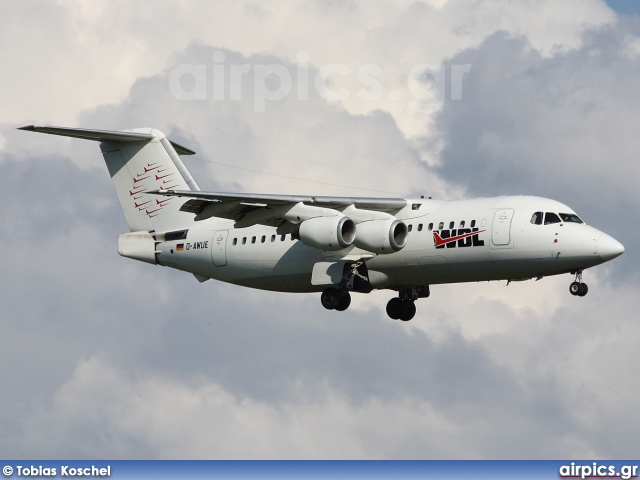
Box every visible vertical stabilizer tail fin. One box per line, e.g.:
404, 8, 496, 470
19, 125, 199, 233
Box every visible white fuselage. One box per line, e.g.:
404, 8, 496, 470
156, 195, 621, 293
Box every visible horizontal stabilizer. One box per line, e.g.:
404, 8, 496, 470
18, 125, 196, 155
18, 125, 153, 142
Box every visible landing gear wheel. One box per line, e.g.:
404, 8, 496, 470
569, 270, 588, 297
386, 298, 416, 321
386, 298, 403, 320
578, 283, 588, 297
335, 292, 352, 311
399, 301, 416, 322
569, 282, 581, 296
321, 288, 341, 310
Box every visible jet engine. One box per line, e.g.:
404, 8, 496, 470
299, 215, 356, 251
354, 218, 408, 254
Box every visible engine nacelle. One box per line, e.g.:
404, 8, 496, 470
354, 219, 408, 254
299, 216, 356, 251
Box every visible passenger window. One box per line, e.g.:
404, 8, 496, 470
233, 238, 237, 246
544, 212, 561, 225
449, 221, 454, 229
460, 221, 465, 228
428, 223, 433, 231
261, 235, 266, 243
438, 222, 444, 230
251, 236, 256, 244
418, 224, 423, 231
559, 213, 583, 224
281, 234, 286, 241
531, 212, 543, 225
408, 225, 413, 232
242, 237, 247, 245
271, 235, 276, 242
471, 220, 476, 228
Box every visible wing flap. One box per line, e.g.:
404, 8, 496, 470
180, 199, 214, 214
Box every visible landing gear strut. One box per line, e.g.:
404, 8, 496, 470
569, 270, 588, 297
344, 260, 369, 291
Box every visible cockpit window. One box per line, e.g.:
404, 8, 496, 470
559, 213, 583, 224
544, 212, 561, 225
530, 212, 543, 225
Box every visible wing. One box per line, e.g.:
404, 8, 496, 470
148, 189, 408, 227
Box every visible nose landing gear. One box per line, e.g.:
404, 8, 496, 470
569, 270, 588, 297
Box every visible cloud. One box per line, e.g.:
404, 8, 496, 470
431, 25, 640, 278
8, 276, 640, 459
73, 44, 428, 198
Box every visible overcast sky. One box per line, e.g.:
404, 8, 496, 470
1, 0, 638, 459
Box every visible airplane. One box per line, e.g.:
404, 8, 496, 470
19, 125, 625, 321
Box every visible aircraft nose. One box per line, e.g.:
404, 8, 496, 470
598, 233, 625, 261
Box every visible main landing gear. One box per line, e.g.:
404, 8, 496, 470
320, 261, 368, 313
386, 286, 429, 321
321, 287, 352, 311
569, 270, 588, 297
321, 286, 428, 321
320, 260, 429, 321
386, 297, 416, 321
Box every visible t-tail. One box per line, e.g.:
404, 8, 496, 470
18, 125, 199, 233
19, 125, 200, 265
